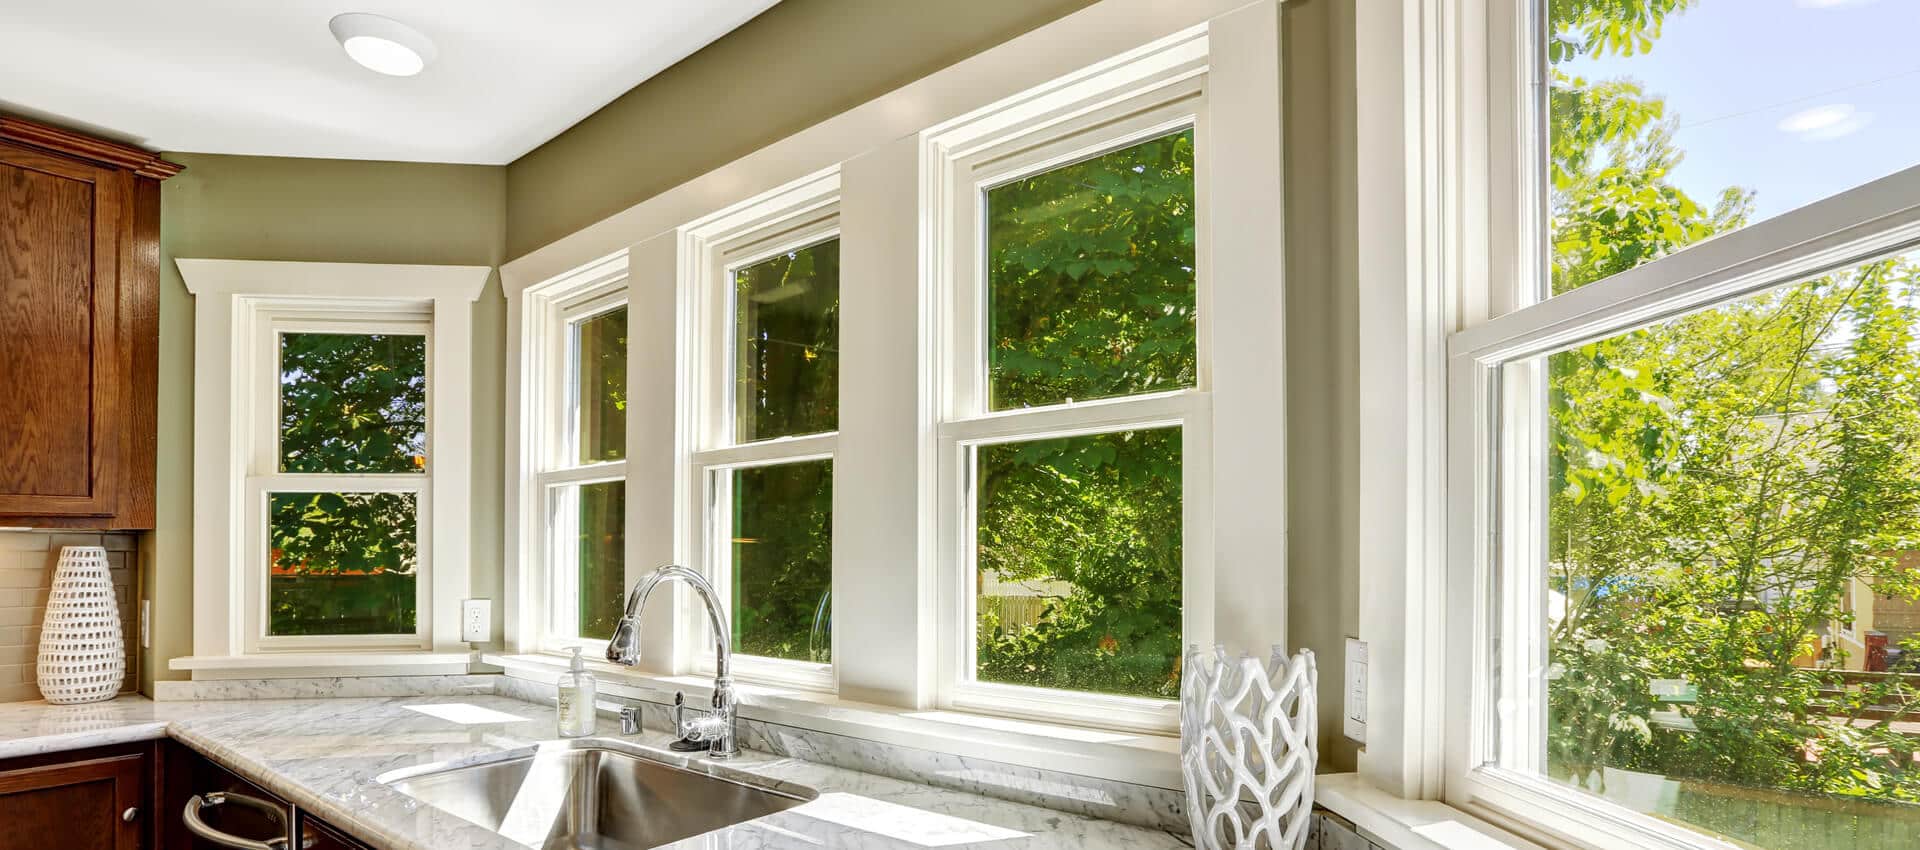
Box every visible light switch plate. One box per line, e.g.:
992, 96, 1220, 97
461, 599, 492, 643
1344, 637, 1367, 743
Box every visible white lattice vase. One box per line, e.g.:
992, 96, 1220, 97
1181, 645, 1318, 850
36, 546, 125, 704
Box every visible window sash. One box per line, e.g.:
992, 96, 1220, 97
1446, 163, 1920, 850
942, 83, 1208, 420
938, 399, 1205, 733
532, 286, 633, 651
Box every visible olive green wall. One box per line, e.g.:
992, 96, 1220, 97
503, 0, 1098, 259
145, 154, 507, 689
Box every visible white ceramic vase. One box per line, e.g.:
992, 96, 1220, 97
1181, 644, 1318, 850
36, 546, 125, 704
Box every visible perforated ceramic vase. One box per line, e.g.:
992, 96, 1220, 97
1181, 644, 1318, 850
36, 546, 125, 704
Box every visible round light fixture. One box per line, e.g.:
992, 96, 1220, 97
329, 13, 437, 77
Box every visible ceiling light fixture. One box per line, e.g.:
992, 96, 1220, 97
329, 13, 437, 77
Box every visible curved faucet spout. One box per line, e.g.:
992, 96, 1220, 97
605, 565, 731, 682
605, 564, 740, 759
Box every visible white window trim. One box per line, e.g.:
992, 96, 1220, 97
679, 172, 842, 693
535, 273, 632, 653
246, 308, 434, 653
508, 253, 635, 658
177, 259, 489, 675
503, 0, 1287, 743
923, 53, 1214, 733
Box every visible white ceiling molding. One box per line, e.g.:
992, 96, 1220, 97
0, 0, 779, 164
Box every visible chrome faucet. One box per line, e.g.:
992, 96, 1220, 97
605, 564, 739, 759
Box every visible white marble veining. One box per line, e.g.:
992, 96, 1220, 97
153, 674, 499, 702
1, 692, 1190, 850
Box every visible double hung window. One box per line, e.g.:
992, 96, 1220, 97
1446, 2, 1920, 848
932, 73, 1211, 731
687, 191, 841, 688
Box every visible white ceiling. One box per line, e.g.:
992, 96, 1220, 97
0, 0, 780, 164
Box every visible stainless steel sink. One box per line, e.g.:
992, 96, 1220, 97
377, 737, 815, 849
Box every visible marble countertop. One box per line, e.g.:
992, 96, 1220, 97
0, 693, 1187, 850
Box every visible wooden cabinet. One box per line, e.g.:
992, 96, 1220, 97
0, 742, 155, 850
158, 741, 372, 850
0, 115, 177, 530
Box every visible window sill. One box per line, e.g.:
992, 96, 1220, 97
169, 652, 477, 679
483, 652, 1183, 789
1316, 774, 1550, 850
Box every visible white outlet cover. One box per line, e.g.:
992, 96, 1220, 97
1344, 637, 1368, 744
461, 599, 492, 643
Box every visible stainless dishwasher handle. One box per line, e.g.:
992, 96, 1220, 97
183, 791, 292, 850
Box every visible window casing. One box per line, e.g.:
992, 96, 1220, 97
180, 259, 487, 671
683, 181, 842, 692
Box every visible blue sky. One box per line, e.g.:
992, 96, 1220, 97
1565, 0, 1920, 221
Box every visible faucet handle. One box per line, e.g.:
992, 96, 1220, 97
618, 705, 642, 735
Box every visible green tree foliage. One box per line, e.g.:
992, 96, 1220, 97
973, 129, 1196, 699
269, 333, 426, 636
1545, 0, 1920, 817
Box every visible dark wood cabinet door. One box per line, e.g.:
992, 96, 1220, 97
0, 750, 147, 850
296, 811, 374, 850
0, 140, 126, 519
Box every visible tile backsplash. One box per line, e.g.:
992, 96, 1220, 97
0, 532, 139, 702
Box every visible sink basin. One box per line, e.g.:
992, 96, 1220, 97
377, 737, 815, 849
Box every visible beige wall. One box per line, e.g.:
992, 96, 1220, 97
147, 154, 507, 690
503, 0, 1097, 259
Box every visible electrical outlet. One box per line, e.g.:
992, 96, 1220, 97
1344, 637, 1368, 744
461, 599, 492, 643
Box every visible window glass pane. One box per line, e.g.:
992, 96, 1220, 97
571, 481, 625, 641
1525, 250, 1920, 846
974, 428, 1182, 698
279, 333, 426, 473
268, 491, 416, 636
575, 308, 628, 464
985, 128, 1197, 410
727, 460, 832, 662
1548, 2, 1920, 296
733, 239, 839, 442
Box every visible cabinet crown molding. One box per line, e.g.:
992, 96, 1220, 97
0, 115, 182, 179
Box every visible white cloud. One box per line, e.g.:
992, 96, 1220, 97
1778, 104, 1874, 140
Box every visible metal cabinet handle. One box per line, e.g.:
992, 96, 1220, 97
183, 791, 291, 850
122, 806, 139, 822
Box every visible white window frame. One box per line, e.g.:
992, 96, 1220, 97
533, 273, 632, 654
245, 308, 434, 652
926, 64, 1214, 733
177, 259, 488, 675
1359, 0, 1920, 847
679, 173, 842, 693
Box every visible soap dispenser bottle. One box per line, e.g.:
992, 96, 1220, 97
557, 646, 598, 737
